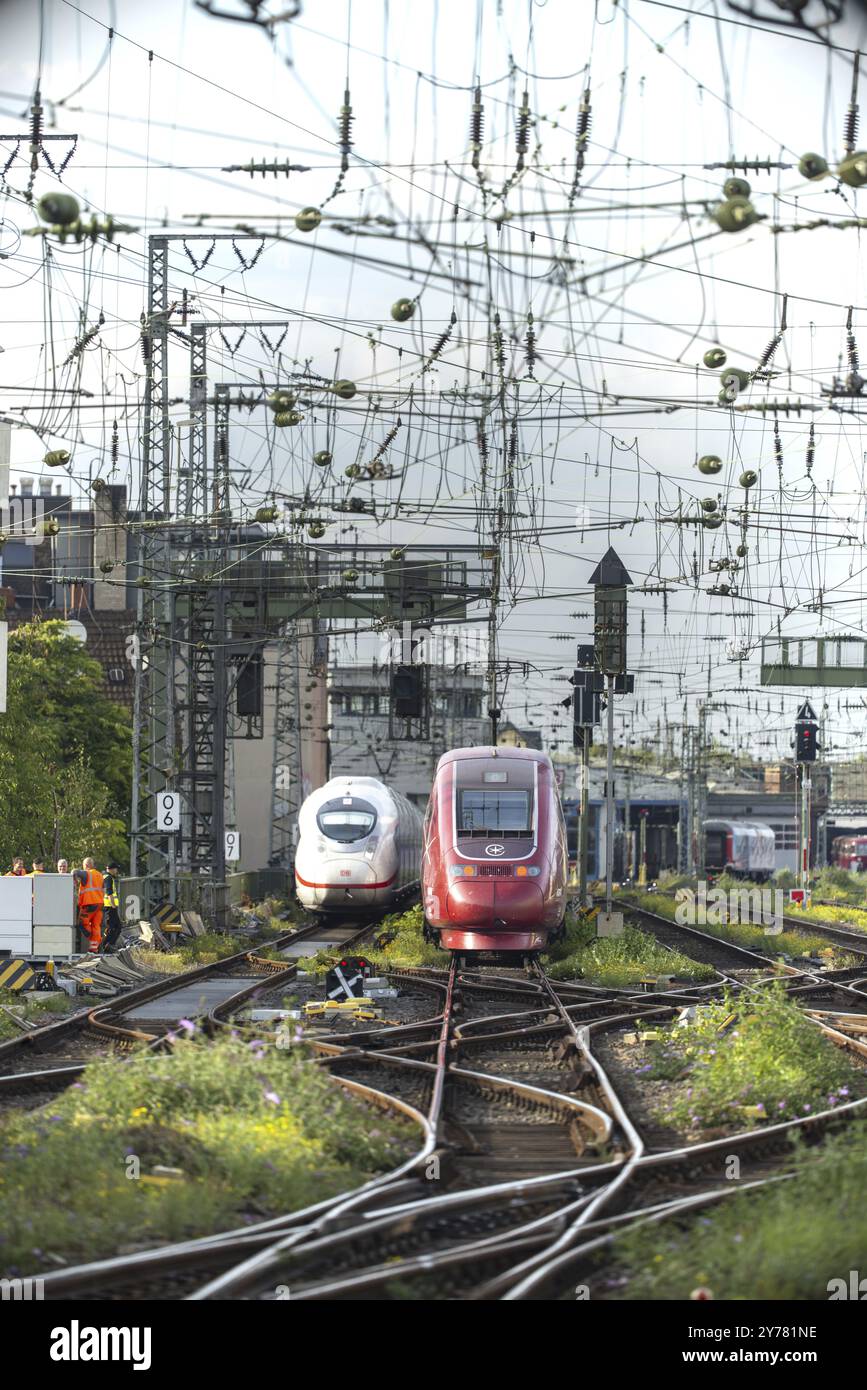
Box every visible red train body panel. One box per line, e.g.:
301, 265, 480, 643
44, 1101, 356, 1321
422, 746, 568, 954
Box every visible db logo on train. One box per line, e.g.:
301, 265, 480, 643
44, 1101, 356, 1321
485, 843, 505, 857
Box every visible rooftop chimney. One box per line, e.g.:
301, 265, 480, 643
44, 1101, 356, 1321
20, 477, 33, 496
39, 477, 52, 496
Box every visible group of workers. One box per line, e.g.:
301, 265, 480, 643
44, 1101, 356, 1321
4, 856, 122, 955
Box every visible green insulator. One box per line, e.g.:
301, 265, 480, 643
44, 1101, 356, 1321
267, 389, 296, 412
703, 515, 724, 529
703, 347, 727, 369
255, 505, 279, 523
42, 518, 60, 537
313, 450, 332, 467
697, 454, 723, 475
37, 192, 80, 227
720, 366, 751, 389
342, 568, 359, 584
308, 521, 326, 539
712, 196, 759, 233
838, 152, 867, 188
43, 449, 70, 467
740, 469, 758, 488
295, 207, 322, 233
798, 152, 829, 181
701, 498, 718, 513
736, 543, 748, 557
345, 463, 362, 478
723, 177, 751, 199
273, 410, 303, 427
391, 298, 416, 322
390, 547, 405, 560
99, 559, 114, 574
332, 379, 357, 399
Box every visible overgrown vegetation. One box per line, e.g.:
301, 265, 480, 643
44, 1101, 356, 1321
0, 988, 75, 1041
643, 985, 857, 1130
296, 902, 441, 977
787, 899, 867, 933
544, 914, 715, 987
629, 890, 834, 958
0, 1033, 416, 1275
615, 1122, 867, 1300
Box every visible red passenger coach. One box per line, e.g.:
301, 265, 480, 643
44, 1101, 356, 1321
422, 746, 568, 955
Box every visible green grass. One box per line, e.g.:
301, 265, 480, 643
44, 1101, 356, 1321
544, 916, 715, 987
629, 890, 835, 958
131, 931, 262, 976
614, 1122, 867, 1299
643, 984, 857, 1130
787, 900, 867, 933
0, 1033, 416, 1276
0, 988, 75, 1040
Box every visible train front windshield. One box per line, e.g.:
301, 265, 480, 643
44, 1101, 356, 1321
455, 760, 535, 836
317, 801, 377, 842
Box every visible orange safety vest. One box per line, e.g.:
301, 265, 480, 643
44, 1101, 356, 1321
79, 868, 104, 907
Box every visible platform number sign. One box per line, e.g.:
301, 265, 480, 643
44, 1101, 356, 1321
224, 831, 241, 863
156, 791, 180, 834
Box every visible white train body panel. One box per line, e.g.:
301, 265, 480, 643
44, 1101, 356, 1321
295, 776, 423, 912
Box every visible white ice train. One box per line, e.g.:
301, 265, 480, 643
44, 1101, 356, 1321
294, 776, 424, 913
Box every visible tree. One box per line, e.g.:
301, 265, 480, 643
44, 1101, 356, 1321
0, 620, 132, 868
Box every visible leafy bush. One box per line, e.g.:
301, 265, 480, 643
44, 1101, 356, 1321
644, 985, 856, 1130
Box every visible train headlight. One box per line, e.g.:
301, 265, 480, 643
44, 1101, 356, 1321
449, 864, 476, 876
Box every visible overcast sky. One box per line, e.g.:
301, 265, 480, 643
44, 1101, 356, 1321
2, 0, 867, 762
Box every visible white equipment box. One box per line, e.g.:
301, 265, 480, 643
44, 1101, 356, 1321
0, 875, 78, 957
0, 876, 33, 954
33, 874, 77, 956
33, 874, 77, 927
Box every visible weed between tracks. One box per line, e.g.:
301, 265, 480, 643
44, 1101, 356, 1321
0, 1033, 415, 1277
544, 917, 715, 988
296, 903, 443, 976
613, 1121, 867, 1299
629, 891, 840, 959
0, 989, 74, 1041
641, 985, 860, 1131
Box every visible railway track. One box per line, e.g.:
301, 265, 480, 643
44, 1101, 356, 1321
13, 904, 867, 1301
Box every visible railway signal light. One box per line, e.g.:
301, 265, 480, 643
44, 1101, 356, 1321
794, 699, 819, 763
391, 664, 423, 718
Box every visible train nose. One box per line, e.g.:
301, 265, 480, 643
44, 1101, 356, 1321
446, 878, 544, 927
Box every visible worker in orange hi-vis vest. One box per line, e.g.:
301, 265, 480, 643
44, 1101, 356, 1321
4, 857, 25, 876
76, 857, 104, 954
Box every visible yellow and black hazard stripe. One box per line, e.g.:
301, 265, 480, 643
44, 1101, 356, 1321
0, 959, 35, 991
153, 901, 181, 928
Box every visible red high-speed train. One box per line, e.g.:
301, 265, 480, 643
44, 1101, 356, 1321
421, 746, 568, 955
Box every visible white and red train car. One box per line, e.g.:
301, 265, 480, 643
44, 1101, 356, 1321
421, 746, 568, 954
295, 776, 423, 912
703, 818, 776, 882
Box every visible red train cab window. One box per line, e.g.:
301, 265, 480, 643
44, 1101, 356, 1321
454, 759, 534, 837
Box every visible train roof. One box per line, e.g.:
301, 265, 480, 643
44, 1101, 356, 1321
436, 746, 553, 769
703, 817, 775, 835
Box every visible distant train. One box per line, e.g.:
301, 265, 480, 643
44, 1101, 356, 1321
831, 835, 867, 872
421, 746, 568, 955
703, 818, 776, 882
294, 776, 423, 913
